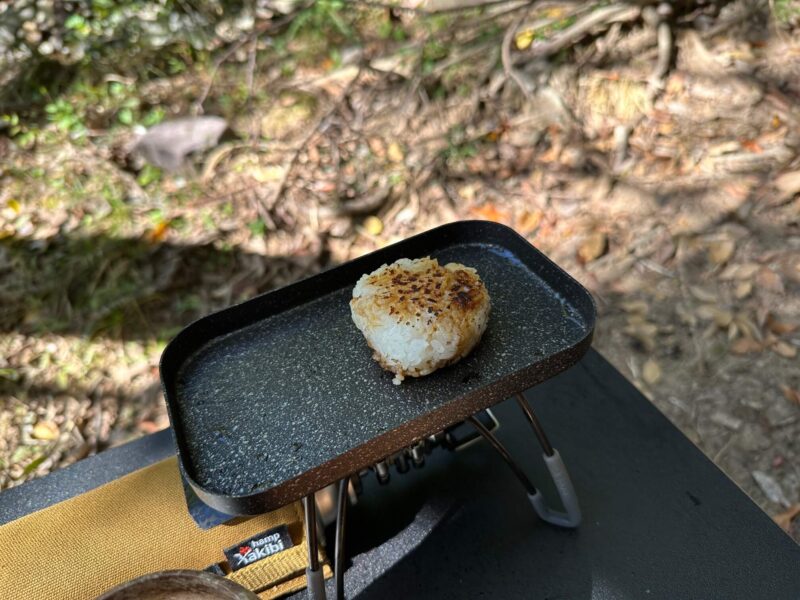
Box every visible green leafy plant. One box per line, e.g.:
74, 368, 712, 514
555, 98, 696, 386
141, 108, 166, 127
44, 99, 87, 140
773, 0, 800, 24
64, 14, 92, 40
248, 218, 267, 237
138, 165, 163, 188
287, 0, 352, 41
422, 40, 448, 74
443, 125, 478, 163
377, 20, 407, 42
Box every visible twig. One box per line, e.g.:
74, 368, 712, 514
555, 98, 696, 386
245, 37, 260, 140
193, 6, 311, 113
265, 67, 364, 214
583, 19, 622, 66
713, 434, 735, 463
245, 37, 258, 99
194, 37, 252, 114
613, 124, 631, 173
456, 0, 566, 33
347, 0, 527, 16
514, 3, 641, 62
200, 142, 265, 182
609, 3, 673, 174
648, 4, 673, 92
501, 2, 536, 98
675, 239, 707, 374
431, 39, 497, 76
701, 1, 757, 37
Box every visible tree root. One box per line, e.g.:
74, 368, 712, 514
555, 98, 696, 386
513, 3, 642, 62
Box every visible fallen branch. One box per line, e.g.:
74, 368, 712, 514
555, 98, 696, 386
648, 3, 673, 91
514, 3, 641, 62
348, 0, 528, 15
650, 20, 672, 81
501, 7, 535, 97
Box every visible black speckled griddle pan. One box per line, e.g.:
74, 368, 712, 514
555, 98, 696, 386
160, 221, 596, 515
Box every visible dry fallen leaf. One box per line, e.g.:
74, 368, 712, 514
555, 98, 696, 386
626, 313, 647, 326
707, 239, 735, 266
675, 304, 697, 327
387, 142, 404, 163
621, 300, 649, 315
696, 305, 733, 327
753, 470, 791, 507
577, 232, 608, 264
368, 137, 385, 157
657, 121, 674, 135
756, 306, 771, 329
756, 268, 784, 294
250, 165, 285, 183
516, 209, 542, 234
701, 322, 718, 340
138, 420, 162, 434
689, 285, 717, 303
470, 204, 509, 223
363, 215, 384, 236
731, 337, 763, 354
708, 140, 741, 156
515, 29, 535, 50
734, 281, 752, 299
712, 308, 733, 328
544, 6, 567, 18
771, 341, 798, 359
780, 385, 800, 406
774, 504, 800, 532
766, 313, 798, 336
642, 358, 662, 384
740, 139, 763, 153
719, 262, 760, 281
774, 170, 800, 199
734, 313, 762, 341
624, 321, 658, 352
32, 421, 59, 441
147, 220, 171, 243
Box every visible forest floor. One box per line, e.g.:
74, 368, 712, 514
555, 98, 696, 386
1, 0, 799, 539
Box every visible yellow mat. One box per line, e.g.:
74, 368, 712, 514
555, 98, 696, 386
0, 457, 327, 599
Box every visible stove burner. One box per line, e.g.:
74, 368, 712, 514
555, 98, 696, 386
305, 396, 581, 600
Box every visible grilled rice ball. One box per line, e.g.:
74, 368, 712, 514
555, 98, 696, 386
350, 257, 490, 384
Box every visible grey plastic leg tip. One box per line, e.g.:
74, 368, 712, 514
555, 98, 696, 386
306, 567, 326, 600
528, 449, 581, 528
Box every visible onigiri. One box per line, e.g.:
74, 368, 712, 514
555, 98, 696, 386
350, 257, 490, 384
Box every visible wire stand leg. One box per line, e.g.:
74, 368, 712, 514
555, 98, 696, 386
468, 392, 582, 528
334, 478, 348, 600
304, 494, 326, 599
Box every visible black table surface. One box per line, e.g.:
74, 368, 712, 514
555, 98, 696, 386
2, 350, 798, 599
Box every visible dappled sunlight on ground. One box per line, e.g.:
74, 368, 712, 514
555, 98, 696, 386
1, 0, 799, 538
